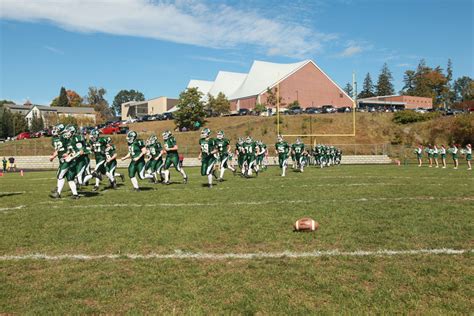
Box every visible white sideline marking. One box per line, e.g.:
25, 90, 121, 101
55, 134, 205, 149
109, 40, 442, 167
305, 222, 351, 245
0, 205, 26, 213
0, 191, 26, 195
0, 248, 471, 261
42, 196, 474, 209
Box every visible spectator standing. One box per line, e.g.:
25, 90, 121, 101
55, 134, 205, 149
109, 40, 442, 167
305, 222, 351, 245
8, 157, 16, 172
2, 157, 6, 172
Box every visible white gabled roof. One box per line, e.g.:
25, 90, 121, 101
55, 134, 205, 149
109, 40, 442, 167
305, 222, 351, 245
187, 79, 214, 96
208, 71, 247, 98
228, 60, 309, 100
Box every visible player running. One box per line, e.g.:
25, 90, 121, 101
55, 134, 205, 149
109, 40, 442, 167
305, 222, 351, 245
161, 130, 188, 185
49, 124, 68, 197
145, 135, 164, 183
256, 140, 267, 171
104, 136, 124, 189
243, 136, 259, 177
235, 137, 247, 176
89, 129, 108, 191
275, 135, 290, 177
291, 138, 307, 172
198, 128, 218, 188
215, 130, 235, 181
121, 130, 154, 191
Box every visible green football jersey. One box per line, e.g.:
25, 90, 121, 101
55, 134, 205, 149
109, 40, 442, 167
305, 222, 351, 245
199, 138, 217, 158
147, 142, 162, 158
215, 138, 230, 154
164, 136, 177, 153
292, 143, 305, 154
258, 143, 267, 155
105, 144, 116, 161
236, 143, 246, 156
128, 139, 145, 159
275, 141, 290, 154
243, 141, 257, 155
91, 137, 107, 159
52, 136, 68, 158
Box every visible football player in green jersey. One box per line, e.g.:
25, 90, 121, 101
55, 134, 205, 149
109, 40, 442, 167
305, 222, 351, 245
49, 124, 69, 197
243, 136, 259, 177
71, 129, 90, 186
235, 138, 247, 176
291, 138, 306, 172
121, 130, 154, 191
198, 128, 219, 188
275, 134, 290, 177
162, 130, 188, 184
256, 140, 267, 171
104, 136, 124, 188
88, 129, 109, 190
145, 134, 164, 183
55, 125, 80, 199
215, 130, 236, 181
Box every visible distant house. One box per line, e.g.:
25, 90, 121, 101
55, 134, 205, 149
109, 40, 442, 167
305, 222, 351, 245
25, 105, 96, 127
3, 102, 33, 115
121, 96, 178, 120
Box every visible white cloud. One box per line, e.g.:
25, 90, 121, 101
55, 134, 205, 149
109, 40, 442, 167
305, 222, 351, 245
43, 45, 64, 54
0, 0, 335, 58
397, 63, 412, 67
337, 40, 369, 57
189, 55, 244, 65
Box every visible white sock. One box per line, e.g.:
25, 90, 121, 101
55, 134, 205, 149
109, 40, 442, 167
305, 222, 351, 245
114, 172, 121, 177
68, 181, 78, 196
219, 168, 225, 178
130, 177, 139, 189
57, 178, 65, 194
179, 169, 187, 179
83, 174, 93, 183
282, 166, 286, 176
95, 178, 100, 186
208, 174, 213, 185
106, 172, 115, 182
164, 170, 170, 182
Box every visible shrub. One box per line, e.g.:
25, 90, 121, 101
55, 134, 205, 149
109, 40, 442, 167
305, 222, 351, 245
393, 111, 439, 124
449, 114, 474, 145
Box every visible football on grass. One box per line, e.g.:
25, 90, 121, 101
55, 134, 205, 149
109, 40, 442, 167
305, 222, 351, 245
294, 218, 319, 232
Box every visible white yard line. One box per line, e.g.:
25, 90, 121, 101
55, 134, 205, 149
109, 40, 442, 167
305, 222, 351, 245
0, 248, 471, 261
40, 196, 474, 209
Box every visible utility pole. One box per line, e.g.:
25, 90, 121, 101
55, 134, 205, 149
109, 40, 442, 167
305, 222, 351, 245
352, 72, 358, 108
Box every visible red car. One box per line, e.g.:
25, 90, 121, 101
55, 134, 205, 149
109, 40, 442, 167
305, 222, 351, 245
100, 126, 120, 135
16, 132, 31, 140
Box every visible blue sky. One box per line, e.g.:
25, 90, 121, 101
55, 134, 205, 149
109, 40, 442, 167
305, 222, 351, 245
0, 0, 473, 105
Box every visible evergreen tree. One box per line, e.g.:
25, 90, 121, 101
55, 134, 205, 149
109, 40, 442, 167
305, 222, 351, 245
376, 63, 395, 96
85, 86, 113, 121
402, 70, 416, 95
174, 87, 206, 130
57, 86, 69, 107
30, 113, 45, 133
343, 83, 353, 98
358, 73, 375, 99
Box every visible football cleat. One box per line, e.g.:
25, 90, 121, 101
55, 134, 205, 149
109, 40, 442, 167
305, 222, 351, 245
49, 191, 61, 199
71, 195, 80, 200
92, 185, 99, 192
183, 176, 188, 184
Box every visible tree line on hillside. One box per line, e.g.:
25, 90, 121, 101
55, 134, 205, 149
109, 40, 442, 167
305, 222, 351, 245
344, 60, 473, 109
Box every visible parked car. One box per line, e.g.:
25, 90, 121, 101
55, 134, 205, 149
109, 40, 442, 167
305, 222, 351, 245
414, 108, 427, 114
321, 105, 336, 113
288, 106, 303, 115
238, 109, 250, 116
304, 107, 320, 114
16, 132, 31, 140
100, 126, 121, 135
337, 106, 352, 113
152, 114, 164, 121
162, 112, 174, 120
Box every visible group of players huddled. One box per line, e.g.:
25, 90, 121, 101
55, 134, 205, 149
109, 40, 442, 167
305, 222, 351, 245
48, 124, 343, 198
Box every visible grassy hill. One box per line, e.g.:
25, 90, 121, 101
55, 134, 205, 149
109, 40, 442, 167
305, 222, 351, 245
0, 113, 472, 158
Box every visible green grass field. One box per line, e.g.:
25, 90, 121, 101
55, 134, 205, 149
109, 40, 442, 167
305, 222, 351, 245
0, 165, 473, 313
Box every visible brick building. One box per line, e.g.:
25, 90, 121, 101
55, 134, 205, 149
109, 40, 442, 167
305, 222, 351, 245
187, 60, 353, 111
358, 95, 433, 110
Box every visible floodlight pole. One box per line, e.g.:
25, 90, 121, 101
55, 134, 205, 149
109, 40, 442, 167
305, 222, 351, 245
276, 83, 280, 136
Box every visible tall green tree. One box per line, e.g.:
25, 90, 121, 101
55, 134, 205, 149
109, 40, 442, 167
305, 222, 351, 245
30, 113, 45, 133
453, 76, 474, 102
376, 63, 395, 96
343, 83, 353, 98
265, 87, 282, 108
85, 87, 113, 121
174, 87, 206, 130
206, 92, 230, 116
57, 86, 69, 107
112, 89, 145, 115
358, 73, 375, 99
